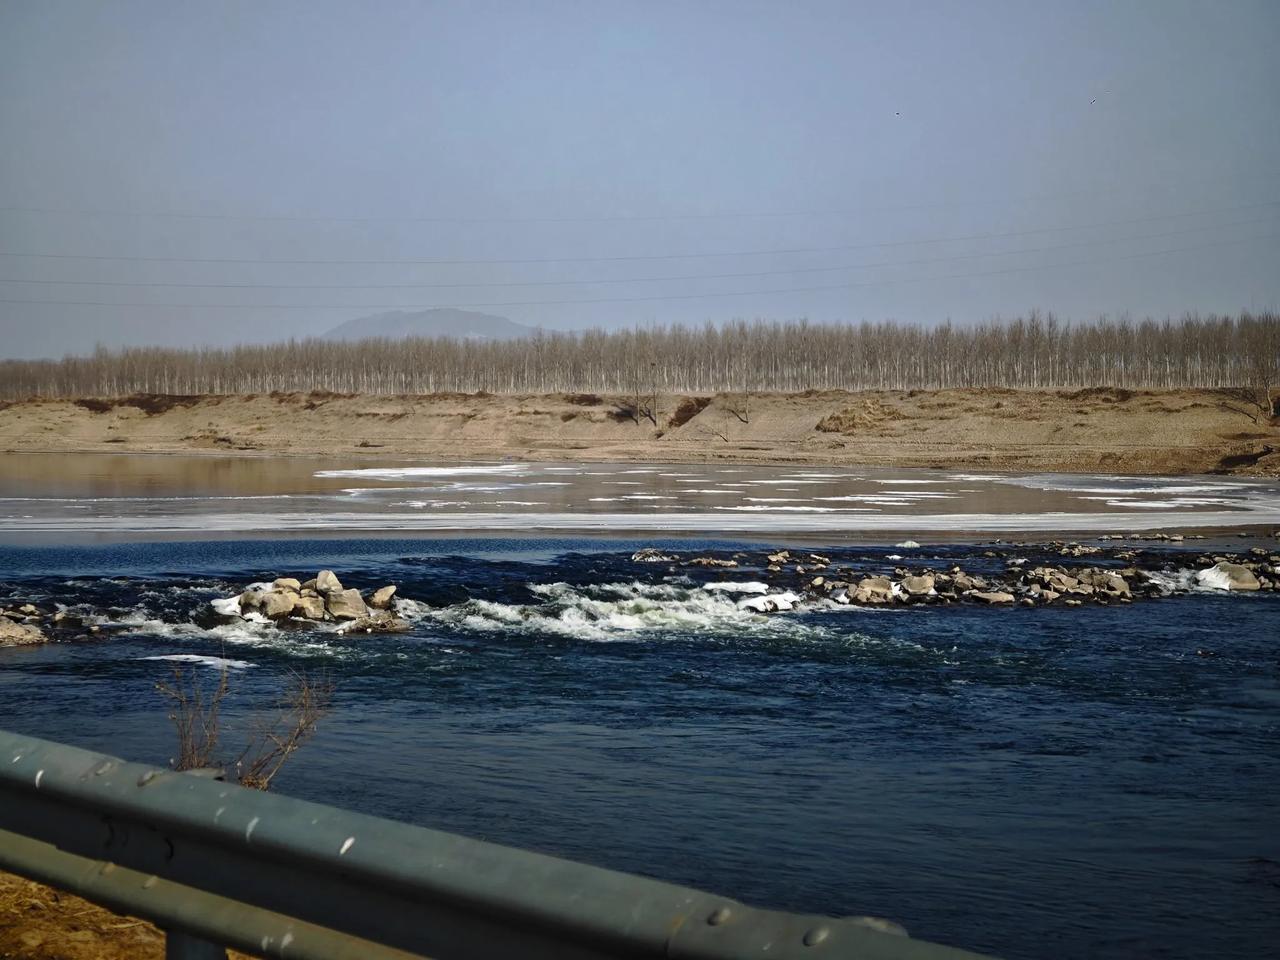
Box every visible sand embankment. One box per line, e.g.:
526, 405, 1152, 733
0, 388, 1275, 476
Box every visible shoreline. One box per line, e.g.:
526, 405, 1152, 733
1, 387, 1276, 477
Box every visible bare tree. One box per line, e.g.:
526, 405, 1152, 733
4, 312, 1278, 398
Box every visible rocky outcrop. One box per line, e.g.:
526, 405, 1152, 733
674, 538, 1278, 614
214, 571, 402, 632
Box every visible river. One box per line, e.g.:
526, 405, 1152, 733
1, 454, 1278, 959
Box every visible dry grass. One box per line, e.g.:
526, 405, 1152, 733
0, 870, 259, 960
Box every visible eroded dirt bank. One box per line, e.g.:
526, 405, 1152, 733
0, 387, 1275, 476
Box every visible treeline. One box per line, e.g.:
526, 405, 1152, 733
2, 312, 1276, 399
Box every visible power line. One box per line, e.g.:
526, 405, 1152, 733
0, 200, 1275, 267
0, 232, 1272, 311
2, 173, 1274, 225
1, 214, 1274, 292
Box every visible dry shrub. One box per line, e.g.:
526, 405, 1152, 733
156, 665, 333, 790
1058, 387, 1136, 402
155, 665, 229, 771
816, 400, 906, 434
74, 398, 116, 413
236, 670, 335, 791
115, 394, 203, 415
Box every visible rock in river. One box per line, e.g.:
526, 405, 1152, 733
315, 570, 344, 595
370, 585, 397, 609
0, 618, 48, 647
1195, 561, 1261, 591
326, 588, 369, 621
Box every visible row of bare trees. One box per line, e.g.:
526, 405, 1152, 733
2, 311, 1276, 399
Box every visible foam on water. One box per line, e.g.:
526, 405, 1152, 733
400, 580, 831, 642
139, 654, 254, 669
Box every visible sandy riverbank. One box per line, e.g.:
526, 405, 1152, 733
1, 387, 1275, 476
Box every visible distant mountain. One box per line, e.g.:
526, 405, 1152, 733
324, 308, 536, 341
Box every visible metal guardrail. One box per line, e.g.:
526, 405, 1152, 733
0, 729, 994, 959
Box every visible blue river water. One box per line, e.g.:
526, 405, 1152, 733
1, 535, 1278, 959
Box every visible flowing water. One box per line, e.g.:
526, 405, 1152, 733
1, 454, 1279, 959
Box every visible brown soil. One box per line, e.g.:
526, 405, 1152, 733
0, 388, 1276, 476
0, 870, 252, 960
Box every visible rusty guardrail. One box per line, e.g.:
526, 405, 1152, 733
0, 729, 994, 959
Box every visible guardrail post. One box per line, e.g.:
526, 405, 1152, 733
165, 930, 228, 960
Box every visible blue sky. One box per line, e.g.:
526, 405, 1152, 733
1, 0, 1277, 357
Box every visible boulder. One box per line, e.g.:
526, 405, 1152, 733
853, 576, 894, 604
315, 570, 344, 595
686, 557, 738, 568
1195, 561, 1261, 591
293, 595, 327, 619
970, 591, 1015, 604
326, 588, 369, 620
631, 548, 677, 563
1028, 566, 1079, 592
259, 590, 297, 619
1078, 569, 1130, 598
273, 577, 302, 591
0, 619, 48, 646
370, 585, 398, 609
336, 614, 411, 635
900, 574, 935, 597
1059, 543, 1101, 557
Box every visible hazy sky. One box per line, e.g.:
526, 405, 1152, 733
2, 0, 1278, 358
